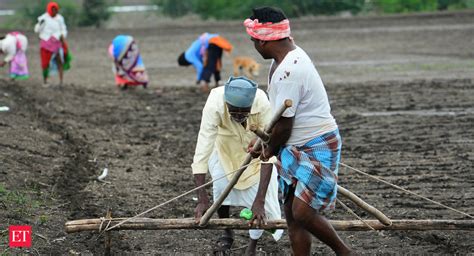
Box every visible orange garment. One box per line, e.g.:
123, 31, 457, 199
209, 36, 233, 52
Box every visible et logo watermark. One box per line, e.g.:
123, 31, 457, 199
9, 225, 32, 248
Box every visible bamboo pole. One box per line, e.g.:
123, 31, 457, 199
337, 186, 392, 226
199, 99, 292, 226
65, 218, 474, 233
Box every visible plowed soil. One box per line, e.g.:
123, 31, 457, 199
1, 11, 473, 255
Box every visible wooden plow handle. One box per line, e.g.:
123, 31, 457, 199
337, 185, 392, 226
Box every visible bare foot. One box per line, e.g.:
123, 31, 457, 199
244, 239, 258, 256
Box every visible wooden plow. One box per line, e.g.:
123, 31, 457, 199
64, 99, 474, 254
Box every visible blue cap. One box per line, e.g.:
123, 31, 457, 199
224, 76, 258, 108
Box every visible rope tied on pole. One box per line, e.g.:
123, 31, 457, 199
102, 161, 258, 233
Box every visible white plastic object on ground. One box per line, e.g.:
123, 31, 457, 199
97, 168, 108, 181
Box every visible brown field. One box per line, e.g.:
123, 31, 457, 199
1, 11, 473, 255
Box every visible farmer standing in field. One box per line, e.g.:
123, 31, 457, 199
177, 32, 233, 93
192, 76, 283, 255
34, 1, 71, 86
0, 32, 29, 80
244, 7, 354, 255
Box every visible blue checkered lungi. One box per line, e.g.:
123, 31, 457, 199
276, 129, 342, 211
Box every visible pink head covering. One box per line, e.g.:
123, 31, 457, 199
243, 18, 291, 41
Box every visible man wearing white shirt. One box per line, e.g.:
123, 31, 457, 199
245, 6, 354, 256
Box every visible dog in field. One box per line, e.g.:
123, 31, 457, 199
233, 56, 261, 80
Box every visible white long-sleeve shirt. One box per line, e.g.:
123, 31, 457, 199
34, 13, 67, 41
0, 33, 28, 62
192, 86, 273, 190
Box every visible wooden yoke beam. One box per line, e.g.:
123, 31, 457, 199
65, 218, 474, 233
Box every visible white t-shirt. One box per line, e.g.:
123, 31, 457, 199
34, 13, 68, 41
267, 46, 337, 146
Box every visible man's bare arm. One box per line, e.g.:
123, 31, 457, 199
262, 116, 294, 159
250, 163, 273, 226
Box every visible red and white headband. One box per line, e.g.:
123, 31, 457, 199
243, 18, 291, 41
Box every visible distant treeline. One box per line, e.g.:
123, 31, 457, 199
2, 0, 473, 29
153, 0, 474, 19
